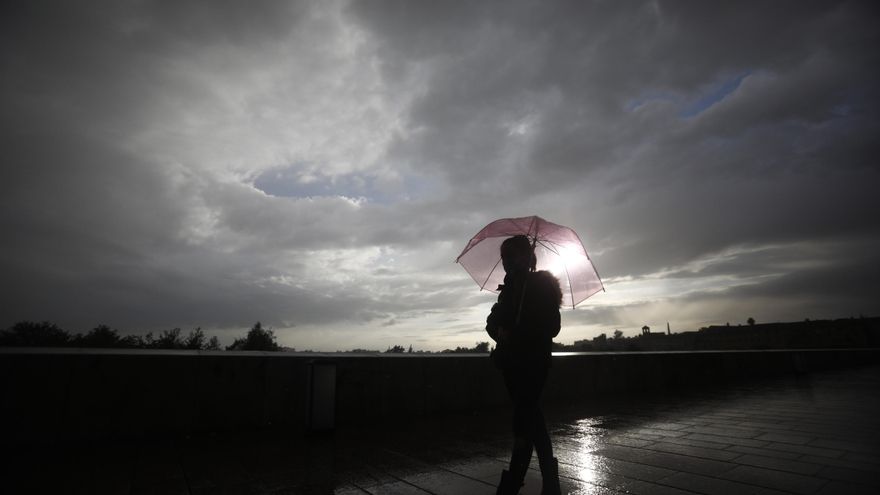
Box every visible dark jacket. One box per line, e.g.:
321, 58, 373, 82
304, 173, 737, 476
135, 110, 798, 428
486, 270, 562, 369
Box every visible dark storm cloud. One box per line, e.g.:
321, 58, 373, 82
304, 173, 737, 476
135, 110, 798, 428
348, 0, 880, 278
350, 0, 879, 185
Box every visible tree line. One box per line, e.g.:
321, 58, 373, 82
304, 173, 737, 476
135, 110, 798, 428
0, 321, 282, 351
381, 342, 490, 354
2, 320, 497, 354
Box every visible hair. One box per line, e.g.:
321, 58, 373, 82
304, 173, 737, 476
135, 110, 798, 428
500, 235, 537, 271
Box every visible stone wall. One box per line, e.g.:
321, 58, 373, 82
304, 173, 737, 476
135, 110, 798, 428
2, 348, 878, 444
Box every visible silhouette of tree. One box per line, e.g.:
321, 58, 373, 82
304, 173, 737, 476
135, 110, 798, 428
226, 322, 281, 351
143, 332, 156, 348
205, 336, 221, 351
747, 317, 756, 326
614, 329, 624, 339
441, 342, 492, 353
0, 321, 71, 347
75, 325, 124, 348
119, 333, 149, 348
385, 345, 406, 353
152, 328, 185, 349
184, 328, 206, 350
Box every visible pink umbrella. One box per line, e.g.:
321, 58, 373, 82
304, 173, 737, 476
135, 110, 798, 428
455, 215, 605, 308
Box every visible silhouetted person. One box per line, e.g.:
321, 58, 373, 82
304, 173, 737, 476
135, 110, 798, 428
486, 235, 562, 495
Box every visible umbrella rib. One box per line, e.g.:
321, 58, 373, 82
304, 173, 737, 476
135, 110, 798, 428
562, 257, 576, 309
480, 257, 503, 291
570, 229, 606, 293
536, 239, 560, 255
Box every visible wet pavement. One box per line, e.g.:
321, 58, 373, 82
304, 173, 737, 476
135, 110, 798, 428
8, 365, 880, 494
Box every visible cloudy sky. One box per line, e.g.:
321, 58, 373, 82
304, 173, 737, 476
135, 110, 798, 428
2, 0, 878, 350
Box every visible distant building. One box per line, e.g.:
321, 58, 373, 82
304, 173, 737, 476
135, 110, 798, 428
562, 317, 880, 352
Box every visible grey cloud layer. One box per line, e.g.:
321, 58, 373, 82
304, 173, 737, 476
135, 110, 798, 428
2, 0, 878, 345
350, 0, 880, 285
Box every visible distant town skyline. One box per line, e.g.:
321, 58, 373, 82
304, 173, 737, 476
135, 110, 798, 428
2, 1, 879, 351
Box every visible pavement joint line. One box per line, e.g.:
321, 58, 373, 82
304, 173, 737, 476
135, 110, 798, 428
364, 459, 437, 495
651, 459, 828, 495
346, 481, 373, 494
380, 447, 496, 488
649, 469, 744, 495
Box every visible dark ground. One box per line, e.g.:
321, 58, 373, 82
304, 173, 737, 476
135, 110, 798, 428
6, 365, 880, 494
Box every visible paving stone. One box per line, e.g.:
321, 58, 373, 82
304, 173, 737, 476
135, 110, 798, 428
797, 455, 877, 474
815, 480, 876, 495
732, 454, 824, 475
684, 432, 768, 448
656, 434, 729, 450
736, 420, 793, 431
700, 418, 747, 428
334, 485, 371, 494
718, 465, 827, 494
631, 427, 688, 438
624, 431, 667, 441
606, 435, 656, 448
685, 425, 764, 439
755, 432, 815, 445
765, 441, 844, 458
843, 452, 880, 465
592, 456, 679, 482
643, 441, 742, 461
809, 438, 880, 454
439, 456, 507, 481
598, 473, 696, 495
402, 471, 495, 495
347, 466, 402, 489
726, 445, 802, 460
598, 444, 736, 477
818, 465, 880, 487
661, 471, 790, 495
643, 422, 690, 431
364, 480, 432, 494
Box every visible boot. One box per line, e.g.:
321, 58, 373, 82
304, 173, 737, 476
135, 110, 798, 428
498, 436, 532, 494
540, 457, 561, 495
496, 469, 521, 495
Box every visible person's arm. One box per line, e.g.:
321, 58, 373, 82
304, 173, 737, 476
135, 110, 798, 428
486, 282, 518, 343
486, 284, 506, 342
547, 304, 561, 339
486, 305, 502, 342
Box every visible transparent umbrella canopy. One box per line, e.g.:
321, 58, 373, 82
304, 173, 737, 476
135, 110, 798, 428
455, 215, 605, 308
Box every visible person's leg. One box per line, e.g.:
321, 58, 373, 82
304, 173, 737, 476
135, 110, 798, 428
499, 368, 533, 494
531, 407, 553, 465
527, 368, 560, 495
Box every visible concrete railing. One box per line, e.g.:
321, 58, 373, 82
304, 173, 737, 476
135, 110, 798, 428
2, 347, 879, 444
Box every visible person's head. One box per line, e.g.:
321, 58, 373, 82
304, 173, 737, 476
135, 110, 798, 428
500, 235, 536, 274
